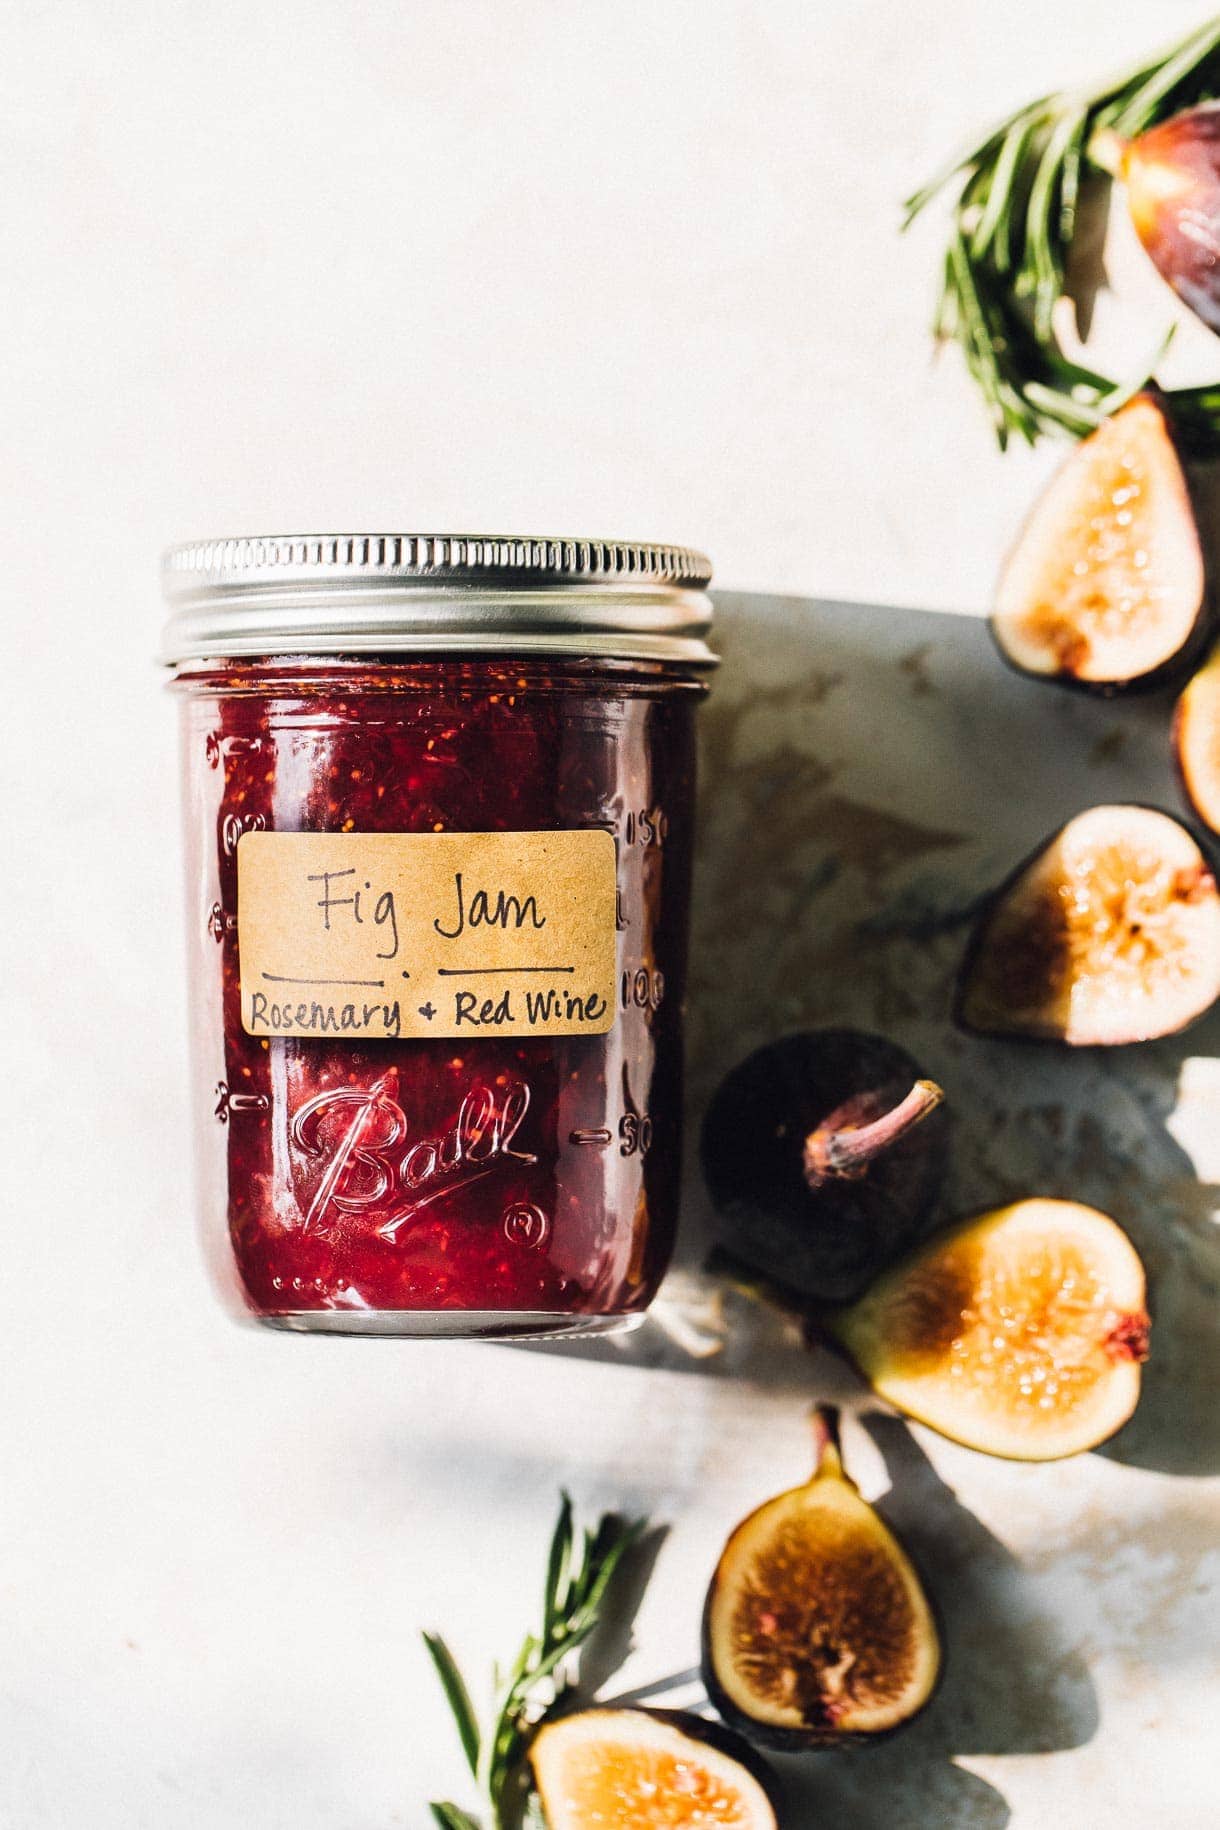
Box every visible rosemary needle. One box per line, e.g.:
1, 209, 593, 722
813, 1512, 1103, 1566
425, 1495, 647, 1830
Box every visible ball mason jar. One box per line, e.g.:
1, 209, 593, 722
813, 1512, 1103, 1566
162, 534, 715, 1338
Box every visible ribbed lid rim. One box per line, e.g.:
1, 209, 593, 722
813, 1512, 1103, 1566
163, 532, 711, 594
160, 531, 716, 666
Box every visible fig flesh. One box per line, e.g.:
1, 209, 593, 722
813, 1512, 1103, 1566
701, 1031, 948, 1302
529, 1707, 778, 1830
1099, 103, 1220, 335
823, 1198, 1149, 1461
956, 804, 1220, 1044
1175, 646, 1220, 833
992, 394, 1208, 691
702, 1406, 940, 1750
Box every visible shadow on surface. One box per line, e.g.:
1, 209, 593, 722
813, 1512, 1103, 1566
861, 1414, 1098, 1758
769, 1748, 1012, 1830
575, 1523, 670, 1700
540, 589, 1220, 1476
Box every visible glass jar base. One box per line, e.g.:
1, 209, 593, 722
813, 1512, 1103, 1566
253, 1308, 648, 1342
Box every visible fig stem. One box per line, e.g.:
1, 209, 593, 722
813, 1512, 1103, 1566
811, 1404, 844, 1481
804, 1080, 945, 1186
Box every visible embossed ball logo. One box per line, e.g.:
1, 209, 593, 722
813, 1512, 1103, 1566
289, 1073, 542, 1242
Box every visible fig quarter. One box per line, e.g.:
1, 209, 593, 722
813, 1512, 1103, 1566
820, 1199, 1150, 1461
992, 395, 1209, 693
702, 1406, 941, 1750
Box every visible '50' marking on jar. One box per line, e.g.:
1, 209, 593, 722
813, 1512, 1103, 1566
290, 1074, 538, 1241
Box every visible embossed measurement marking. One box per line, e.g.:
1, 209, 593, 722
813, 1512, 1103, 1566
618, 1064, 652, 1157
221, 810, 266, 858
206, 902, 236, 942
214, 1081, 270, 1122
620, 966, 665, 1011
206, 731, 263, 768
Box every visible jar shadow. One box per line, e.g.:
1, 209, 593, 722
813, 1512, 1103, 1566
535, 589, 1220, 1478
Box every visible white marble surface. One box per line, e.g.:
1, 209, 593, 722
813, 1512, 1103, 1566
2, 3, 1218, 1826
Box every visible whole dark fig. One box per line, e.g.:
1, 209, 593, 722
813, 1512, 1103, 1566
701, 1029, 948, 1303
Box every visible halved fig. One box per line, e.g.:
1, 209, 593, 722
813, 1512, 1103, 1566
701, 1030, 949, 1302
1094, 103, 1220, 335
1175, 647, 1220, 833
956, 804, 1220, 1044
992, 394, 1208, 691
529, 1707, 778, 1829
702, 1406, 940, 1750
821, 1199, 1149, 1461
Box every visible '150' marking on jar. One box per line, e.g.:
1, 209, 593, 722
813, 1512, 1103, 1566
289, 1074, 540, 1242
620, 807, 668, 847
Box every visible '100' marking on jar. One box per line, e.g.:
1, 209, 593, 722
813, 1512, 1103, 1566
290, 1074, 540, 1242
621, 967, 665, 1011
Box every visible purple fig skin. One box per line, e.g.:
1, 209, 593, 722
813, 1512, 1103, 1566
1120, 103, 1220, 335
701, 1031, 949, 1303
954, 804, 1220, 1046
990, 393, 1212, 696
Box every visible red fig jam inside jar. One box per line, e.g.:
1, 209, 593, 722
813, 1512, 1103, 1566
164, 536, 715, 1337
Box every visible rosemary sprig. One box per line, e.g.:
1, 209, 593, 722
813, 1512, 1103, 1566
906, 17, 1220, 449
425, 1494, 648, 1830
429, 1806, 483, 1830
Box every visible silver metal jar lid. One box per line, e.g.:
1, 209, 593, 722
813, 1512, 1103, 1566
160, 532, 716, 667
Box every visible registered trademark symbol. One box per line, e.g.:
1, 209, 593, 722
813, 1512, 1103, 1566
502, 1202, 549, 1249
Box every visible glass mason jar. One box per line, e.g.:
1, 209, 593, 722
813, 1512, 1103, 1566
163, 534, 715, 1338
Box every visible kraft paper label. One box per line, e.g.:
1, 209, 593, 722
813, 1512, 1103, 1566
237, 829, 617, 1040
